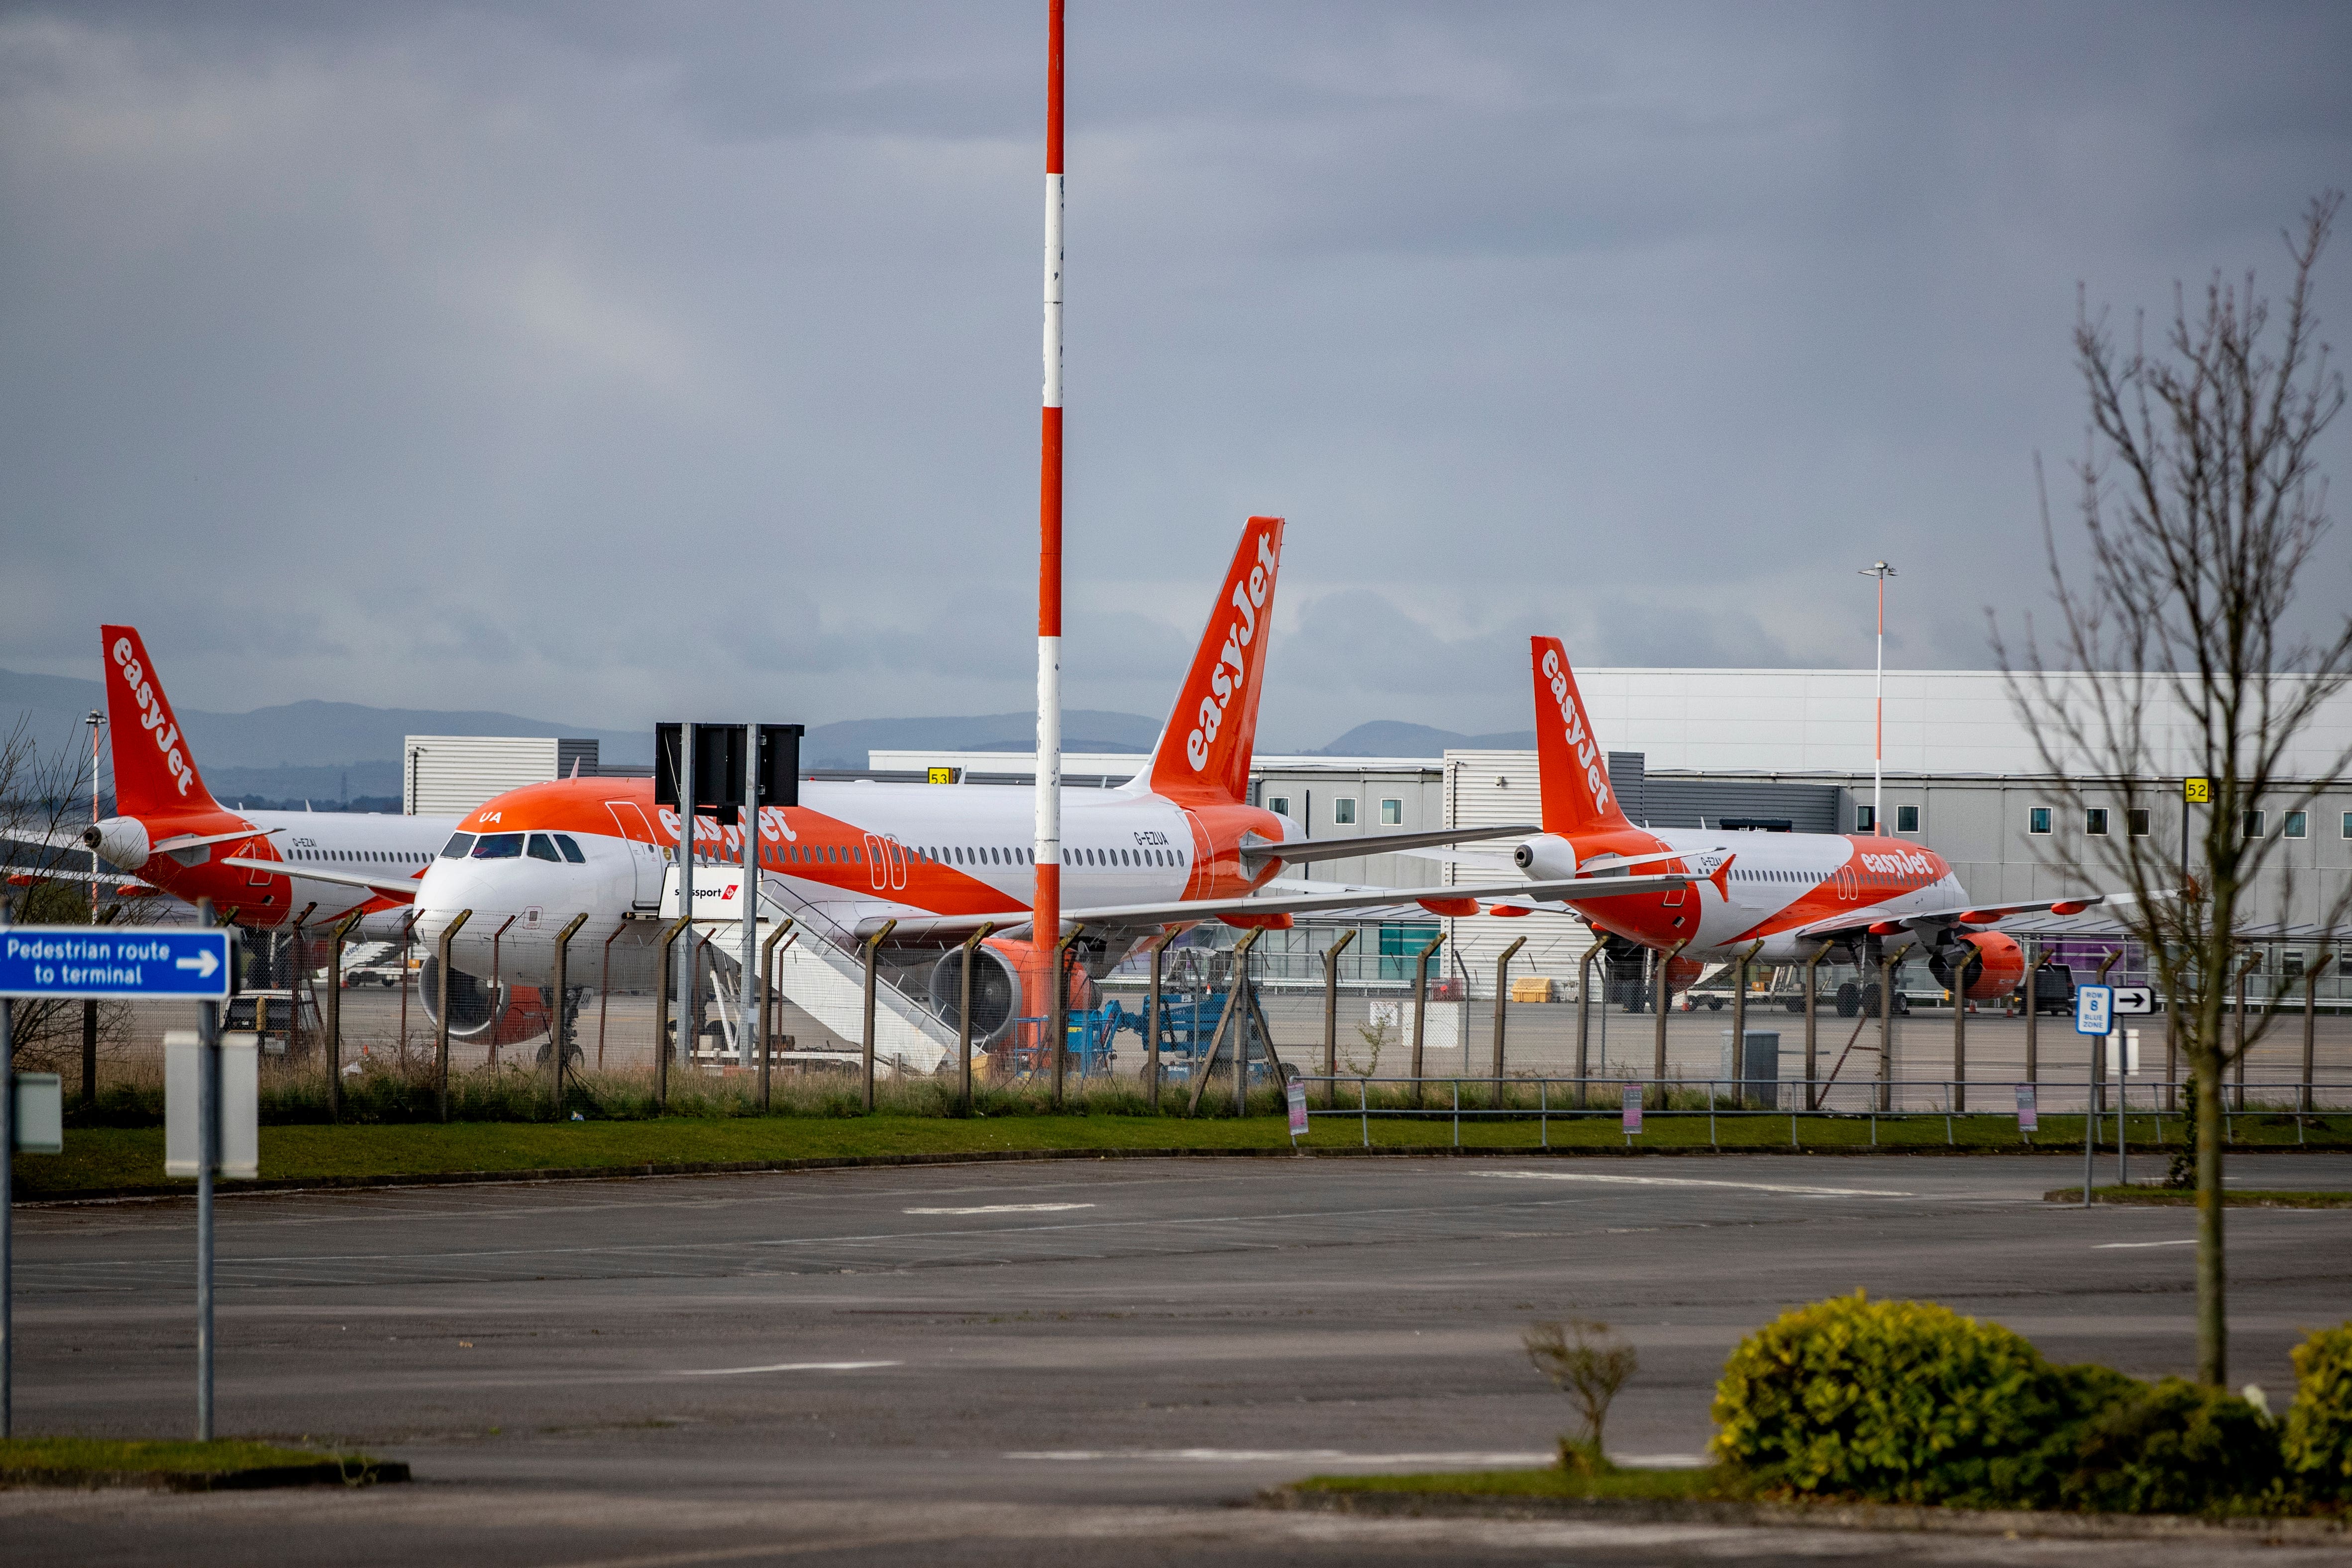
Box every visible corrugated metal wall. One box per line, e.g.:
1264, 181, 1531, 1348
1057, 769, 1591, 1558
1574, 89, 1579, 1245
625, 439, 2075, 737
403, 735, 560, 817
1441, 749, 1595, 996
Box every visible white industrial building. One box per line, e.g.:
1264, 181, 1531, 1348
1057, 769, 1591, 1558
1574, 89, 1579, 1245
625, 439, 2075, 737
403, 735, 603, 817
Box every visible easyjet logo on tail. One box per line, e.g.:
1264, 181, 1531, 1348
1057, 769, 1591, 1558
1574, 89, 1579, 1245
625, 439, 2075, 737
1540, 645, 1611, 817
1184, 526, 1280, 773
110, 635, 194, 798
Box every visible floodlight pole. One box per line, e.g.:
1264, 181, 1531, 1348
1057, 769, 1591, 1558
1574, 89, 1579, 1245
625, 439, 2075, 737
1032, 0, 1066, 1001
740, 754, 758, 1077
1859, 561, 1896, 835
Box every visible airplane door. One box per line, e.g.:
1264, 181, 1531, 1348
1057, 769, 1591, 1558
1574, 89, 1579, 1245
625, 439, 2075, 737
861, 833, 908, 893
606, 802, 659, 909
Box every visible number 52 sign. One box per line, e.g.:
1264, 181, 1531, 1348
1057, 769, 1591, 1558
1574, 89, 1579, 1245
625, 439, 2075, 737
2184, 778, 2211, 804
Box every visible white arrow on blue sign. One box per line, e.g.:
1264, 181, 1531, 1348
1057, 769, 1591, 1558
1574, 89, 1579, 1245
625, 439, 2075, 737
2075, 984, 2113, 1037
0, 927, 232, 1000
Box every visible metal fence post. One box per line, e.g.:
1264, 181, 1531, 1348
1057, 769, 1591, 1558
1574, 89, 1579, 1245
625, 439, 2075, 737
1409, 932, 1444, 1105
1052, 925, 1083, 1108
80, 904, 118, 1110
1804, 942, 1827, 1110
1653, 940, 1685, 1110
1576, 941, 1597, 1109
2303, 950, 2329, 1116
1234, 931, 1254, 1118
861, 920, 897, 1113
1877, 950, 1896, 1114
548, 913, 587, 1118
2024, 940, 2042, 1088
1321, 928, 1357, 1109
433, 909, 471, 1123
759, 919, 793, 1112
1951, 944, 1976, 1114
1491, 936, 1526, 1106
1145, 927, 1176, 1111
322, 911, 359, 1121
957, 922, 994, 1116
651, 914, 691, 1111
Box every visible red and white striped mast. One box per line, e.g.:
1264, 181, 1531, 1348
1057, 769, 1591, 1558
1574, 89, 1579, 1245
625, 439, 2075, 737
1033, 0, 1065, 947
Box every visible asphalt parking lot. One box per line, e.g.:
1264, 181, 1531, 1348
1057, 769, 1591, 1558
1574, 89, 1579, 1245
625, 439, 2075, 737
6, 1151, 2351, 1566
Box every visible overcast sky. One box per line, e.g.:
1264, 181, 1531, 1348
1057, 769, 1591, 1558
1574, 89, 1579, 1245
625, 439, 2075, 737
2, 0, 2347, 748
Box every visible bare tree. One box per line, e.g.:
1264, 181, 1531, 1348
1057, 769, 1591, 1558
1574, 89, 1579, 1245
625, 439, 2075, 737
1524, 1317, 1638, 1471
1997, 193, 2350, 1387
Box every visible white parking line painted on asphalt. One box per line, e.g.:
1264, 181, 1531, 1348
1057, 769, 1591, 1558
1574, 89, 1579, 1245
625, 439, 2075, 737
902, 1203, 1097, 1215
2095, 1239, 2198, 1250
1472, 1171, 1913, 1198
678, 1360, 901, 1377
1008, 1449, 1553, 1465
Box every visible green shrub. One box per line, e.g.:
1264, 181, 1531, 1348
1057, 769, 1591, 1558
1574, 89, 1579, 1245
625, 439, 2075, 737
2283, 1322, 2352, 1504
2061, 1378, 2281, 1515
1709, 1291, 2134, 1506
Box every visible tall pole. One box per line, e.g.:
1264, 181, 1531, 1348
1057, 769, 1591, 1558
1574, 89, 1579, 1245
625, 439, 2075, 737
740, 764, 758, 1075
195, 897, 217, 1440
1033, 0, 1065, 990
87, 709, 102, 919
675, 725, 696, 1078
1, 894, 14, 1438
1859, 562, 1895, 834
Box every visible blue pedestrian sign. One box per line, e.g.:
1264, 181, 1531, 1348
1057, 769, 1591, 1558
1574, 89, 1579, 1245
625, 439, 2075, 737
0, 927, 232, 1000
2075, 984, 2113, 1037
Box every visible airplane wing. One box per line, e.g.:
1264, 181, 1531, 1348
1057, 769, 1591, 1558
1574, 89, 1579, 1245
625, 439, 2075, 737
220, 856, 423, 902
852, 865, 1717, 942
1240, 824, 1539, 870
3, 865, 159, 894
1774, 890, 2146, 943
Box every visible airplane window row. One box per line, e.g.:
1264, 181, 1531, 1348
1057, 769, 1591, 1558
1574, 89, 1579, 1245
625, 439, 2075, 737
292, 849, 430, 864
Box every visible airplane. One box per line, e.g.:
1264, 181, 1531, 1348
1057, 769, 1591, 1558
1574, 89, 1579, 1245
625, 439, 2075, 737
1500, 634, 2134, 1011
406, 519, 1708, 1049
70, 625, 461, 934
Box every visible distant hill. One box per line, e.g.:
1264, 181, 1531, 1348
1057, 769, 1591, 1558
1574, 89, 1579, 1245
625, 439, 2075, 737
1311, 720, 1537, 756
802, 710, 1158, 767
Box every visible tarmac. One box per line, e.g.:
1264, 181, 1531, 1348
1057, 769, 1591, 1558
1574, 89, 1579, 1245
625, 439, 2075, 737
6, 1150, 2351, 1564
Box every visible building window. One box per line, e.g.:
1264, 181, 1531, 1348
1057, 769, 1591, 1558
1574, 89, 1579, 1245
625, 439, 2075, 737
2128, 808, 2151, 837
1896, 805, 1919, 833
1380, 798, 1403, 826
1333, 798, 1357, 825
2028, 808, 2051, 835
1265, 795, 1290, 817
2244, 810, 2265, 840
1855, 804, 1875, 833
2343, 811, 2352, 839
2285, 810, 2307, 839
2085, 808, 2109, 836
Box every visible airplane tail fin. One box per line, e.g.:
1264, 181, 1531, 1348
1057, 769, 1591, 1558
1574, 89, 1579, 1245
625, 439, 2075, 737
1141, 517, 1285, 804
1530, 635, 1633, 836
100, 625, 222, 817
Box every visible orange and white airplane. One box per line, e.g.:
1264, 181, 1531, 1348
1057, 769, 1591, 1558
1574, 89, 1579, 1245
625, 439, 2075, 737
1500, 635, 2135, 1001
407, 520, 1702, 1043
75, 626, 459, 932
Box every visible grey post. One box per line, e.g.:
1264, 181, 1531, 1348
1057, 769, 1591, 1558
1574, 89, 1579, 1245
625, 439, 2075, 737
1576, 941, 1598, 1107
759, 919, 794, 1112
1653, 941, 1686, 1110
740, 770, 758, 1086
1320, 927, 1357, 1108
860, 921, 895, 1112
675, 724, 696, 1083
2024, 940, 2041, 1086
196, 897, 219, 1439
1803, 942, 1828, 1110
1146, 928, 1178, 1110
1234, 929, 1259, 1118
80, 902, 122, 1110
2303, 950, 2329, 1116
1877, 950, 1897, 1114
2235, 952, 2251, 1112
1, 893, 13, 1436
548, 913, 588, 1118
1491, 935, 1526, 1102
1951, 945, 1976, 1113
1050, 927, 1082, 1108
958, 922, 995, 1115
433, 909, 472, 1123
324, 910, 360, 1122
651, 914, 691, 1109
1408, 932, 1444, 1103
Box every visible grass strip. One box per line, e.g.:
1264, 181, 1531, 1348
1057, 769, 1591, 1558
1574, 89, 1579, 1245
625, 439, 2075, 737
17, 1111, 2352, 1200
2047, 1184, 2352, 1208
0, 1437, 405, 1489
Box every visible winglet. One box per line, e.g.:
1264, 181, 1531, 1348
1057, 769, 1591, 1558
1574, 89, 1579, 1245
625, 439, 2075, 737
1709, 854, 1736, 902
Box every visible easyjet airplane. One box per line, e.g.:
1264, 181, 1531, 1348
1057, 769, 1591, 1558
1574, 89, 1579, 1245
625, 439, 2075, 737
405, 520, 1703, 1044
74, 626, 459, 932
1502, 635, 2134, 1004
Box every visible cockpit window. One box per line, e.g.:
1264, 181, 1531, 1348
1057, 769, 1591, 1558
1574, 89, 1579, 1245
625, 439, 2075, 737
552, 834, 586, 864
440, 833, 476, 859
471, 833, 524, 859
527, 834, 562, 862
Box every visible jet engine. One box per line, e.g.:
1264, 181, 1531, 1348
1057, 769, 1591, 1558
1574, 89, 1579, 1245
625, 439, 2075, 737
83, 816, 151, 870
417, 956, 553, 1044
927, 937, 1098, 1048
1927, 931, 2025, 1000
